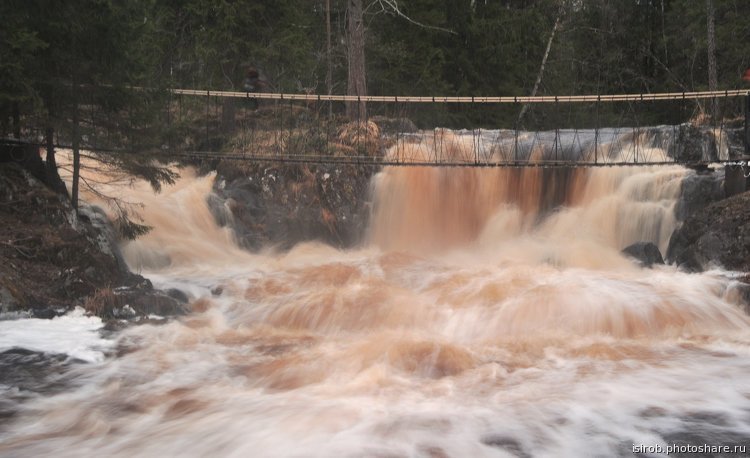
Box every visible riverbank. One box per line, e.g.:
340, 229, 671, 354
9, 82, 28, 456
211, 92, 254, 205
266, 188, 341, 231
0, 161, 186, 320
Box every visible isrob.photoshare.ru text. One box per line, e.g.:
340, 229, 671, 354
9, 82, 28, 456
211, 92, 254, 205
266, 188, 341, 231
633, 443, 747, 455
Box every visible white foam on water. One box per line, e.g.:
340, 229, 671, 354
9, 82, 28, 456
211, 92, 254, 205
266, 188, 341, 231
2, 135, 749, 457
0, 307, 113, 363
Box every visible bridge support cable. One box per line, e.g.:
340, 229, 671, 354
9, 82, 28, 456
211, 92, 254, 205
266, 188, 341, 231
8, 86, 750, 169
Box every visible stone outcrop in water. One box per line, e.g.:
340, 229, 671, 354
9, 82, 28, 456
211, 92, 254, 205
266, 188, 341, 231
622, 242, 665, 267
674, 168, 726, 220
667, 190, 750, 272
207, 160, 376, 250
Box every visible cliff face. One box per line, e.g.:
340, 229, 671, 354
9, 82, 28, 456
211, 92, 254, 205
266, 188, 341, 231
667, 189, 750, 272
0, 162, 123, 315
0, 162, 184, 318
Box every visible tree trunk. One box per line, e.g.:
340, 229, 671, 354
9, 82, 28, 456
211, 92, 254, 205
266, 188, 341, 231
325, 0, 333, 118
346, 0, 367, 120
517, 7, 562, 127
12, 101, 20, 139
71, 91, 81, 212
44, 125, 67, 196
43, 94, 68, 196
706, 0, 718, 120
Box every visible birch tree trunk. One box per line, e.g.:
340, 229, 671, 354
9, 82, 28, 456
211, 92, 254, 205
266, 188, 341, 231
517, 8, 562, 126
346, 0, 367, 120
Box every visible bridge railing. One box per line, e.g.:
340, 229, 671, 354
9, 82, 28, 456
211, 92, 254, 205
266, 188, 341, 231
5, 86, 749, 167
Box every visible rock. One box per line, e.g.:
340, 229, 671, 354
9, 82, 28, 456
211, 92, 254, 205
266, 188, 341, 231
30, 307, 62, 319
166, 288, 190, 304
673, 124, 718, 162
0, 285, 19, 313
622, 242, 665, 267
674, 169, 725, 220
0, 348, 77, 395
77, 204, 129, 272
129, 290, 188, 317
86, 285, 188, 320
210, 161, 375, 250
207, 193, 233, 227
113, 304, 137, 319
0, 161, 183, 318
481, 436, 530, 458
666, 190, 750, 272
724, 281, 750, 313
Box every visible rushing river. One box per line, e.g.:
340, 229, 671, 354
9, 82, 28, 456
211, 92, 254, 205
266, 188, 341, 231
1, 131, 750, 457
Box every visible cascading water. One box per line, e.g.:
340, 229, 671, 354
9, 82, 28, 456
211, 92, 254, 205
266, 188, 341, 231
1, 129, 749, 457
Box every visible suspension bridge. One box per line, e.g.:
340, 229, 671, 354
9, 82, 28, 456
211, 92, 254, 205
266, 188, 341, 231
4, 86, 750, 169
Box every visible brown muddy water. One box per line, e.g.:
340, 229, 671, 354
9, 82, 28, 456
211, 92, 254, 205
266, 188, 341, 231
1, 133, 749, 457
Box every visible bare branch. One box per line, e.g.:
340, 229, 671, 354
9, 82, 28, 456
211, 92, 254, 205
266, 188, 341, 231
366, 0, 456, 35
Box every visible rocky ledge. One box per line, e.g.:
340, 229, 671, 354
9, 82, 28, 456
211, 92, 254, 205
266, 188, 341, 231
206, 160, 377, 250
0, 161, 186, 320
667, 189, 750, 273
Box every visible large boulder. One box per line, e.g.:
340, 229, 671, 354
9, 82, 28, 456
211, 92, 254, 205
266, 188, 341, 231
673, 124, 718, 163
622, 242, 664, 267
208, 161, 376, 250
666, 190, 750, 272
674, 169, 725, 220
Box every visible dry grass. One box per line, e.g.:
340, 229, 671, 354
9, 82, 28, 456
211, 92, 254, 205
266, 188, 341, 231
337, 121, 381, 156
83, 287, 119, 317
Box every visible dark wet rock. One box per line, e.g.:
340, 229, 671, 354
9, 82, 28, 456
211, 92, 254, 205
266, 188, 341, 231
0, 162, 128, 311
481, 436, 530, 458
0, 348, 81, 425
166, 288, 190, 304
622, 242, 665, 267
77, 203, 130, 274
675, 169, 725, 220
0, 285, 19, 314
673, 124, 719, 163
209, 161, 377, 250
113, 304, 137, 319
667, 190, 750, 272
206, 193, 233, 227
29, 307, 63, 319
0, 161, 178, 318
93, 285, 189, 320
0, 348, 78, 392
727, 281, 750, 313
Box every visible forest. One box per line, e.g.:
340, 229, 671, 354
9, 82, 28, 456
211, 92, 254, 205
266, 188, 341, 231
2, 0, 749, 138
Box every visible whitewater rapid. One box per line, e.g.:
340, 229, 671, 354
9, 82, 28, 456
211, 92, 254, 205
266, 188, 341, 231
1, 132, 750, 457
